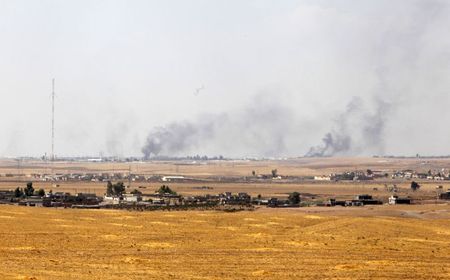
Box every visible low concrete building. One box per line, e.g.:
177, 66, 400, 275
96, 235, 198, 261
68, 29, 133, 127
388, 195, 411, 205
314, 175, 331, 181
161, 176, 185, 182
439, 190, 450, 200
22, 196, 44, 207
123, 193, 142, 203
103, 195, 122, 204
353, 194, 382, 205
328, 198, 346, 206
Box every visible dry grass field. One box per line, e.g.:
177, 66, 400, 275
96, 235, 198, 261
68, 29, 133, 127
1, 158, 450, 279
1, 157, 450, 200
0, 205, 450, 279
3, 157, 450, 177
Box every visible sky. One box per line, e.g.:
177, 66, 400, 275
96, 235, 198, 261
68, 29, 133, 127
1, 0, 450, 158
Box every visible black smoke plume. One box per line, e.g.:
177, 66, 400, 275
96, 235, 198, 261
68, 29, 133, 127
141, 93, 297, 159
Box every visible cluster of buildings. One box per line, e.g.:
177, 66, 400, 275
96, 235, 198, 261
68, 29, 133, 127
29, 173, 150, 183
22, 173, 205, 184
315, 169, 450, 182
324, 194, 382, 207
0, 188, 256, 209
102, 191, 303, 208
391, 170, 450, 181
314, 170, 386, 181
324, 194, 412, 206
0, 190, 101, 208
2, 185, 450, 210
0, 185, 303, 209
438, 189, 450, 200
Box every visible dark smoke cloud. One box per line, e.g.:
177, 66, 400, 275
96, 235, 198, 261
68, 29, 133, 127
142, 93, 298, 159
304, 132, 351, 157
142, 121, 211, 158
305, 0, 444, 157
140, 0, 449, 159
305, 97, 360, 157
305, 97, 391, 157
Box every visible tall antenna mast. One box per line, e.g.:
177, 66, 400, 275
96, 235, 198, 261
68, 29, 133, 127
51, 78, 55, 162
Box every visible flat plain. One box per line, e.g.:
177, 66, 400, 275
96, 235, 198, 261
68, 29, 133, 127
1, 205, 450, 279
1, 157, 450, 199
1, 157, 450, 279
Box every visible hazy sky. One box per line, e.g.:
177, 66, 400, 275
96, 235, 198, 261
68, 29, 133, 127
1, 0, 450, 158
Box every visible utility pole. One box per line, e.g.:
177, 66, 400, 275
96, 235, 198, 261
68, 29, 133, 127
50, 78, 56, 185
51, 78, 55, 162
16, 158, 21, 182
128, 164, 132, 189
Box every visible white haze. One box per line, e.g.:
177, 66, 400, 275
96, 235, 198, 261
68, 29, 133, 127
0, 0, 450, 158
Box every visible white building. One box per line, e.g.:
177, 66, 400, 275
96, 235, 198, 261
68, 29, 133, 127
123, 194, 142, 203
314, 175, 331, 181
162, 176, 185, 182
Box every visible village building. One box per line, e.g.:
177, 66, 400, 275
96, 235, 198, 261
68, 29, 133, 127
0, 190, 14, 201
161, 176, 185, 182
314, 175, 331, 181
352, 194, 382, 205
122, 193, 142, 203
439, 190, 450, 200
388, 195, 411, 205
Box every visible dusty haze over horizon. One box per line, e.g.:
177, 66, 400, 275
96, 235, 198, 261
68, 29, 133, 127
1, 0, 449, 158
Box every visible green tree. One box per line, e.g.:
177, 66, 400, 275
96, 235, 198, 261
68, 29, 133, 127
37, 189, 46, 197
411, 181, 420, 191
288, 192, 301, 205
24, 182, 34, 196
106, 181, 126, 196
113, 182, 126, 195
157, 185, 177, 195
271, 169, 278, 178
106, 181, 113, 196
14, 187, 24, 198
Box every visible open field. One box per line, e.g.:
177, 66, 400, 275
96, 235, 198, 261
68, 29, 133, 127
1, 158, 450, 279
0, 205, 450, 279
3, 157, 450, 177
1, 157, 450, 201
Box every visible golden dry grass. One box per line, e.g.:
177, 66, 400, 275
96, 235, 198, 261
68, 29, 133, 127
1, 179, 448, 203
2, 157, 450, 201
0, 205, 449, 279
3, 157, 450, 178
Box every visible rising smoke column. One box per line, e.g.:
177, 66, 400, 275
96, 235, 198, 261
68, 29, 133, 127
305, 97, 360, 157
305, 96, 392, 157
141, 93, 298, 159
305, 1, 444, 157
142, 121, 209, 158
142, 0, 448, 159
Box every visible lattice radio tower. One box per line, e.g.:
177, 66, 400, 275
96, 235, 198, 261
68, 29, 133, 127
51, 78, 55, 162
